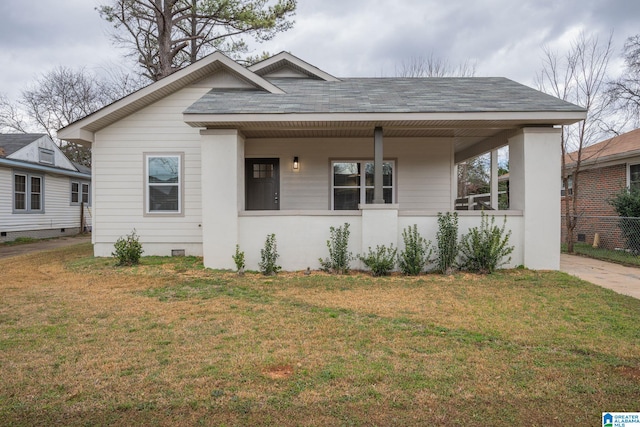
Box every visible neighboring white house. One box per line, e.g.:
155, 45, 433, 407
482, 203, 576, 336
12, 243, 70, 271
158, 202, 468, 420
0, 133, 92, 242
58, 52, 586, 270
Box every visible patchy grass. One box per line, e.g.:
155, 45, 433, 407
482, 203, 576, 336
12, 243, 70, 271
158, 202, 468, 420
1, 236, 39, 246
562, 242, 640, 267
1, 244, 639, 426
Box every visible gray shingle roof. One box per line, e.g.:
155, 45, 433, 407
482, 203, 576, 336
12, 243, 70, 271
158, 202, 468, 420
0, 133, 46, 157
184, 77, 584, 115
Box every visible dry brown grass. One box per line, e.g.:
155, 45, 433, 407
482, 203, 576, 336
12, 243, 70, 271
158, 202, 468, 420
1, 243, 639, 426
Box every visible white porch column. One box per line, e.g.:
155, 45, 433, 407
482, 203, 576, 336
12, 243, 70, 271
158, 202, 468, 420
490, 149, 499, 210
508, 127, 561, 270
373, 127, 385, 204
200, 129, 245, 269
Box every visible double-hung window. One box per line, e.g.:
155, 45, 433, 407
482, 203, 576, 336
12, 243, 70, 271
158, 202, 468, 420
71, 181, 90, 205
332, 160, 394, 210
629, 164, 640, 190
145, 153, 182, 214
14, 172, 43, 213
561, 175, 573, 197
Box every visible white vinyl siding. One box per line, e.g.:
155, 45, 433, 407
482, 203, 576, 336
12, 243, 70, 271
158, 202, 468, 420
1, 166, 89, 232
91, 87, 208, 249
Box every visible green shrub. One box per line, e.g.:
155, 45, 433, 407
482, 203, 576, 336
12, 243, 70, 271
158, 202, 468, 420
232, 244, 245, 274
319, 223, 353, 274
398, 224, 432, 275
436, 212, 459, 274
609, 187, 640, 254
112, 229, 143, 266
458, 212, 514, 274
359, 244, 397, 276
259, 234, 281, 276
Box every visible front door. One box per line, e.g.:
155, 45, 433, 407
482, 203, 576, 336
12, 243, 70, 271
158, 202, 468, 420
245, 158, 280, 210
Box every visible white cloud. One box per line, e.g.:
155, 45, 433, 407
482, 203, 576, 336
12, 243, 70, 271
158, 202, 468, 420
0, 0, 638, 100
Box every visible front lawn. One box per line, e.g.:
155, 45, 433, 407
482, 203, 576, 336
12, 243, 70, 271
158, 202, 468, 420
1, 243, 638, 426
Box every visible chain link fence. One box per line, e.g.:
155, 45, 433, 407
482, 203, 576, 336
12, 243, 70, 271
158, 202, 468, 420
561, 215, 640, 252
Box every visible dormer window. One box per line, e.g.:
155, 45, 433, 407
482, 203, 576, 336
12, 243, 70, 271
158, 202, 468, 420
39, 148, 54, 165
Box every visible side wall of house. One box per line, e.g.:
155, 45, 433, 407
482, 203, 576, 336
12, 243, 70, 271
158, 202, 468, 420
561, 163, 626, 249
92, 87, 210, 257
0, 166, 86, 242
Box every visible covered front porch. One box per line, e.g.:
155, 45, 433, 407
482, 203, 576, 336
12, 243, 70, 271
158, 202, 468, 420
197, 123, 562, 271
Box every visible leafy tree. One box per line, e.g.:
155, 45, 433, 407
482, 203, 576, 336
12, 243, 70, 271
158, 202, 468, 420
609, 188, 640, 254
536, 32, 616, 253
457, 154, 490, 198
97, 0, 297, 81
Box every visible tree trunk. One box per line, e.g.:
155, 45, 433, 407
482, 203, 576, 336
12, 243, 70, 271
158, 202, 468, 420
155, 0, 176, 80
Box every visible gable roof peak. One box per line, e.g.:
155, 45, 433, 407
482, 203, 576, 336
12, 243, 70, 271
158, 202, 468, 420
248, 51, 340, 82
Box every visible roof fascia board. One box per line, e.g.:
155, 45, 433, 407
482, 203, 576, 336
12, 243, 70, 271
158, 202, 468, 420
57, 52, 283, 143
0, 158, 91, 179
248, 51, 340, 82
183, 111, 587, 126
565, 150, 640, 171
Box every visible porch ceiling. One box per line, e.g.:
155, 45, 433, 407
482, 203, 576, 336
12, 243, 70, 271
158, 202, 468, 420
187, 118, 564, 154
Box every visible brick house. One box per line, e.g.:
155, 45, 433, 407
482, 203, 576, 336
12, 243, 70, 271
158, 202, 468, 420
561, 128, 640, 249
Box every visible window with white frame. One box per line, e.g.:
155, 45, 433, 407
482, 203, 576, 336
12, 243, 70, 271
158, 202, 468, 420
82, 183, 89, 204
145, 154, 182, 214
629, 164, 640, 190
14, 172, 43, 212
561, 175, 573, 196
332, 160, 394, 210
71, 181, 90, 205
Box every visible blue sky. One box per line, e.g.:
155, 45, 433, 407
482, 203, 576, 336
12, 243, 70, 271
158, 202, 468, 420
0, 0, 638, 100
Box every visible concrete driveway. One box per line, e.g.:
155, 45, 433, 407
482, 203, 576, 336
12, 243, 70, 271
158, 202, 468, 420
0, 234, 91, 259
560, 253, 640, 299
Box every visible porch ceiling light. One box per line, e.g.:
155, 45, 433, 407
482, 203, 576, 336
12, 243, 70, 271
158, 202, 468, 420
293, 156, 299, 170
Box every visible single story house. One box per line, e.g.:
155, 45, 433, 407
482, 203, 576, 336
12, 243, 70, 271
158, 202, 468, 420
562, 128, 640, 249
0, 133, 91, 242
58, 52, 585, 270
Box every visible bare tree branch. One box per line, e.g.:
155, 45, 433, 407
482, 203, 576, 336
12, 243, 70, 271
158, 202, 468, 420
537, 31, 618, 253
396, 53, 477, 77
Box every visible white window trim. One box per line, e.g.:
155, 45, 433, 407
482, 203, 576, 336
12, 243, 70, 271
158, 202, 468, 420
331, 159, 395, 210
144, 152, 184, 216
561, 175, 573, 197
13, 171, 44, 213
70, 180, 91, 205
627, 163, 640, 189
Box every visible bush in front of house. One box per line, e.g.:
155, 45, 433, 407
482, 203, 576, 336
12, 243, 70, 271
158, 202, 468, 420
112, 229, 143, 266
259, 234, 281, 276
398, 224, 432, 275
359, 244, 397, 276
458, 212, 514, 274
232, 244, 245, 275
609, 187, 640, 254
319, 223, 353, 274
436, 212, 459, 274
